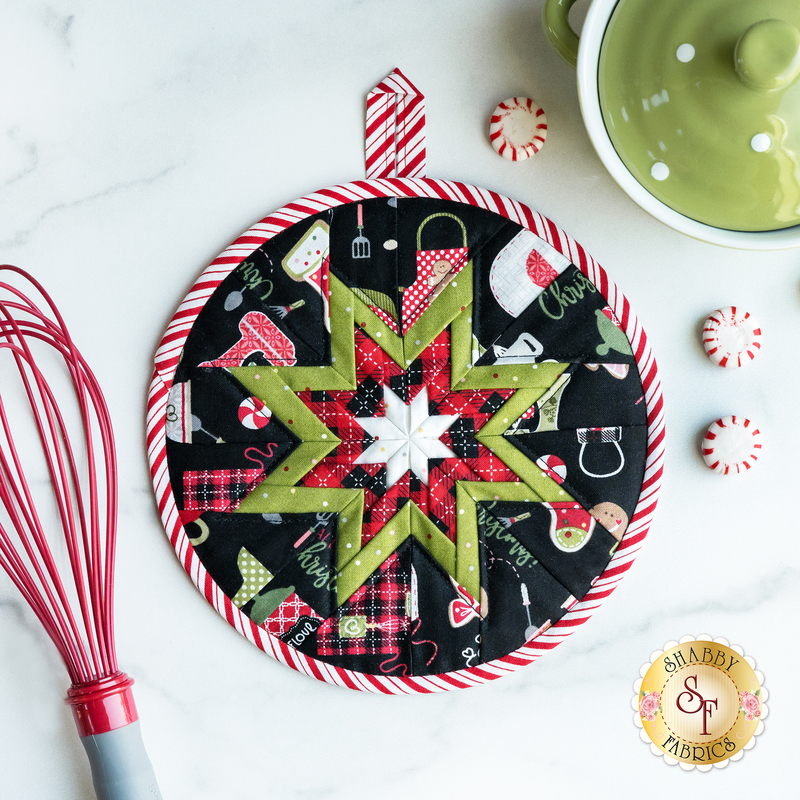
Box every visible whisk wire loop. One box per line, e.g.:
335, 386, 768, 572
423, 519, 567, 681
0, 267, 118, 683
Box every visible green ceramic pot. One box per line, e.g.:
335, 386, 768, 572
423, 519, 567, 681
544, 0, 800, 249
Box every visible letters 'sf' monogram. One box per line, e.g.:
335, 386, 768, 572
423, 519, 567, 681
676, 674, 719, 735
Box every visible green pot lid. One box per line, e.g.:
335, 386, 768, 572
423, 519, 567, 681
599, 0, 800, 231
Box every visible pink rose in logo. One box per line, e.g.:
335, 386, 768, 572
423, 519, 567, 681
639, 691, 661, 721
740, 691, 761, 721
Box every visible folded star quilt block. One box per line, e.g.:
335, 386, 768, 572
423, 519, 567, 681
148, 180, 664, 692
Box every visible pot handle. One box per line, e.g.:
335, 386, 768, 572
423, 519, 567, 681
543, 0, 580, 69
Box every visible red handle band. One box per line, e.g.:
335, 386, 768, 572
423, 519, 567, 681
66, 672, 139, 737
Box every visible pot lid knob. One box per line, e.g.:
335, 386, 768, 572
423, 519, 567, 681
735, 19, 800, 91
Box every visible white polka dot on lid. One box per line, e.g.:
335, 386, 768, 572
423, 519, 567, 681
751, 133, 771, 152
676, 43, 695, 62
651, 162, 670, 181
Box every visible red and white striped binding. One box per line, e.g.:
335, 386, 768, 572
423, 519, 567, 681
147, 179, 665, 693
365, 69, 426, 179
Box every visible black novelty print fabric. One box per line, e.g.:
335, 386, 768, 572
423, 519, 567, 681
505, 361, 647, 526
164, 196, 648, 678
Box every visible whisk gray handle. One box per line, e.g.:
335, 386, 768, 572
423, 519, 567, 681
80, 721, 162, 800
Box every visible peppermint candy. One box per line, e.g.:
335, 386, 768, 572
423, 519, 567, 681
489, 97, 547, 160
702, 415, 762, 474
238, 396, 272, 430
702, 306, 761, 367
535, 454, 567, 484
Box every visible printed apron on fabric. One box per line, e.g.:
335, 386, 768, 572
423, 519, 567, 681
402, 213, 469, 333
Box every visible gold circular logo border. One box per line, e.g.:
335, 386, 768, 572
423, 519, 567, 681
633, 636, 767, 770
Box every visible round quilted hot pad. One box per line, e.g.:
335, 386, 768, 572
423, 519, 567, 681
148, 180, 663, 692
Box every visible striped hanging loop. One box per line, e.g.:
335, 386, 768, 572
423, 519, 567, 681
365, 68, 426, 179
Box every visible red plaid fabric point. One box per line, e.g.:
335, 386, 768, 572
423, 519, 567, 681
317, 552, 410, 656
182, 467, 264, 512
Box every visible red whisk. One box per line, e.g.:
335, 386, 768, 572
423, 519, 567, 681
0, 266, 161, 800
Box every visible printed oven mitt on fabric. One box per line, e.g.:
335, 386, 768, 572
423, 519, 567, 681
147, 69, 664, 693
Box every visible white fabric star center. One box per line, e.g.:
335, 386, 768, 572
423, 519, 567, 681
354, 385, 459, 488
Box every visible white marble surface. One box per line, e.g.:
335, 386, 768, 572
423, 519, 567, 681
0, 1, 797, 797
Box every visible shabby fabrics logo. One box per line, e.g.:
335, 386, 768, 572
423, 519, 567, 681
633, 635, 768, 771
